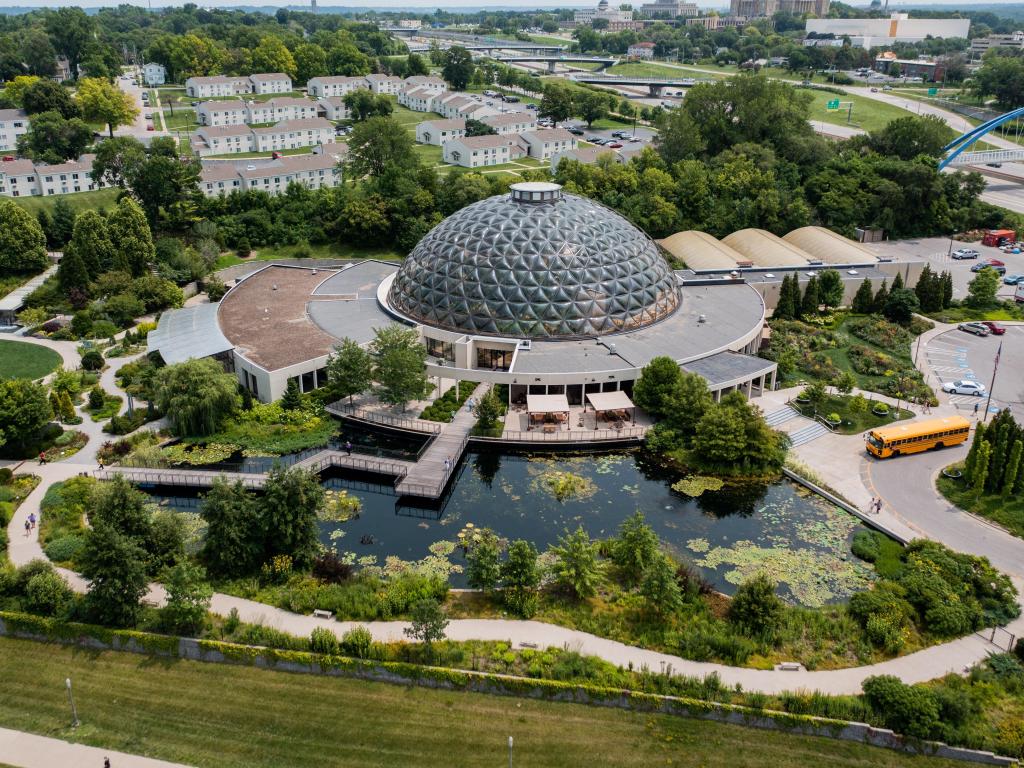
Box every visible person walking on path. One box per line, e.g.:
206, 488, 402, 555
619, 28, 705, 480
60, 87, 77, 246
344, 441, 352, 456
874, 498, 883, 515
974, 402, 980, 417
28, 512, 36, 530
868, 497, 876, 516
24, 519, 31, 537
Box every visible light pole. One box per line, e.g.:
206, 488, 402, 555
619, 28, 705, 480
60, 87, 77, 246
66, 678, 80, 728
508, 736, 514, 768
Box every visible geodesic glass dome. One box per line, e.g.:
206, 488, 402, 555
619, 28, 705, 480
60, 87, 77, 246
387, 183, 680, 339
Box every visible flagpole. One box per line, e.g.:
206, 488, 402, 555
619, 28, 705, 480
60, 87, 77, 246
982, 341, 1001, 422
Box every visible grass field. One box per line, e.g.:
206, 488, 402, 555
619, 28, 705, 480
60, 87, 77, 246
0, 340, 62, 380
11, 188, 121, 217
162, 108, 196, 131
0, 637, 966, 768
608, 61, 698, 79
214, 241, 405, 271
937, 469, 1024, 539
806, 90, 913, 134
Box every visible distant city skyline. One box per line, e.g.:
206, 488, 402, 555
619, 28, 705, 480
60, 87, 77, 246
0, 0, 1013, 8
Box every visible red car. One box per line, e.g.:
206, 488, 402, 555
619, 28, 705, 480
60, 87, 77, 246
982, 321, 1006, 335
607, 142, 623, 148
986, 258, 1006, 267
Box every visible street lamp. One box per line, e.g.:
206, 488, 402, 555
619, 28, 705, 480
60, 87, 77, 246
508, 736, 514, 768
66, 677, 80, 728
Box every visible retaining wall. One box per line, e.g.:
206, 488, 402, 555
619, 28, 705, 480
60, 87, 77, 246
0, 612, 1016, 766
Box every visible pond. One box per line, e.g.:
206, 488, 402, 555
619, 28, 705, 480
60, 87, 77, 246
151, 447, 879, 608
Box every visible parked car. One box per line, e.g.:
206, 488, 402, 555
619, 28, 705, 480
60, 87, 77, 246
942, 379, 987, 396
982, 321, 1006, 335
1003, 274, 1024, 285
882, 85, 893, 91
870, 87, 878, 92
951, 248, 979, 260
607, 142, 623, 148
971, 260, 1005, 272
567, 127, 584, 135
958, 322, 990, 337
501, 95, 519, 103
526, 103, 538, 110
1000, 243, 1022, 254
590, 137, 606, 145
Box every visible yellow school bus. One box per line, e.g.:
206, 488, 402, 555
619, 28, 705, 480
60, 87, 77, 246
865, 415, 971, 459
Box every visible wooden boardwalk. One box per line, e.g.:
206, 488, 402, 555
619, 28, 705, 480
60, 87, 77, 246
394, 383, 487, 498
325, 402, 442, 435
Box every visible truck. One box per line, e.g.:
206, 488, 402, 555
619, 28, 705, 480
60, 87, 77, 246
1016, 283, 1024, 304
982, 229, 1017, 247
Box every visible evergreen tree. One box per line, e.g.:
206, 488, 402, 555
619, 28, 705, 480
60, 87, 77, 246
280, 378, 302, 410
36, 209, 54, 249
107, 197, 155, 277
940, 271, 953, 308
550, 526, 603, 600
57, 246, 90, 294
1002, 440, 1023, 499
640, 553, 683, 618
963, 422, 986, 484
852, 278, 875, 314
872, 279, 889, 314
66, 210, 114, 278
987, 420, 1011, 493
59, 390, 76, 423
973, 442, 992, 498
465, 530, 500, 592
774, 274, 795, 320
48, 391, 61, 421
801, 275, 819, 317
891, 271, 904, 292
788, 274, 804, 319
914, 265, 939, 312
50, 197, 76, 248
258, 466, 323, 569
612, 512, 660, 587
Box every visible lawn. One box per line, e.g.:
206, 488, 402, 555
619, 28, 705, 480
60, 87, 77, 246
608, 61, 697, 79
0, 268, 43, 299
805, 90, 913, 134
11, 188, 121, 217
0, 340, 61, 380
162, 108, 196, 131
0, 636, 968, 768
793, 393, 913, 435
214, 241, 405, 271
937, 468, 1024, 539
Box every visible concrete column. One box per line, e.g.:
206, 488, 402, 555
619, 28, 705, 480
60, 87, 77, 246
746, 379, 753, 398
770, 368, 777, 390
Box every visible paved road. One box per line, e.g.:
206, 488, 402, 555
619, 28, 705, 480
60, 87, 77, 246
0, 727, 190, 768
114, 70, 164, 141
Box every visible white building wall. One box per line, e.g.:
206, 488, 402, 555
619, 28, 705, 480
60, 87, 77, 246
0, 111, 29, 152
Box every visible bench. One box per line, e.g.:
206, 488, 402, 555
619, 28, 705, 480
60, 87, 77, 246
312, 609, 334, 620
776, 662, 803, 672
518, 641, 538, 649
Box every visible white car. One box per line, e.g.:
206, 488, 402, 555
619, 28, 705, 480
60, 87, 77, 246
942, 380, 987, 396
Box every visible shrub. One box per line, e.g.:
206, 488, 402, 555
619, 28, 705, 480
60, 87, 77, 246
727, 574, 783, 640
862, 675, 941, 739
312, 551, 354, 584
504, 588, 537, 619
310, 626, 340, 655
23, 570, 73, 616
43, 534, 85, 564
340, 625, 373, 658
80, 349, 104, 371
851, 530, 880, 562
0, 468, 12, 485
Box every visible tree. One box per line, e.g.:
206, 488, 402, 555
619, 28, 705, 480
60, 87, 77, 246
19, 111, 92, 164
655, 107, 706, 165
578, 90, 609, 127
200, 479, 262, 578
693, 403, 747, 466
127, 152, 202, 227
967, 267, 1000, 308
817, 268, 844, 309
50, 197, 77, 247
774, 274, 796, 320
258, 466, 324, 569
441, 46, 474, 90
940, 271, 953, 309
862, 676, 941, 740
464, 118, 497, 137
868, 115, 953, 161
92, 474, 151, 542
632, 356, 683, 419
0, 379, 52, 452
370, 324, 431, 411
325, 338, 373, 405
281, 378, 302, 411
403, 599, 449, 654
727, 573, 783, 640
640, 553, 683, 618
406, 53, 428, 76
550, 526, 602, 600
872, 279, 889, 314
160, 561, 212, 635
45, 7, 94, 77
466, 530, 500, 592
915, 264, 941, 313
66, 210, 114, 278
883, 288, 920, 325
836, 371, 857, 396
76, 77, 139, 138
91, 136, 146, 188
19, 30, 57, 79
294, 43, 328, 84
801, 275, 819, 316
0, 200, 48, 272
539, 81, 575, 124
22, 79, 79, 118
972, 442, 992, 499
1003, 440, 1023, 499
852, 277, 875, 314
347, 117, 416, 179
250, 35, 297, 79
501, 539, 539, 617
58, 391, 76, 424
107, 197, 156, 277
963, 422, 986, 486
972, 55, 1024, 111
343, 89, 394, 122
24, 568, 73, 617
612, 512, 660, 587
474, 386, 503, 432
79, 523, 148, 627
156, 358, 239, 437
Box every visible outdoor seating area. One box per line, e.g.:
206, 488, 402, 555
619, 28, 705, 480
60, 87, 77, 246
585, 391, 637, 429
525, 393, 571, 432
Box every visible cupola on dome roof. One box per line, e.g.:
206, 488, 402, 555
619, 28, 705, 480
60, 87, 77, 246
386, 183, 681, 339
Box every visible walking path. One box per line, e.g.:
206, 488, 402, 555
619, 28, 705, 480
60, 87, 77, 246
0, 726, 191, 768
7, 337, 1024, 697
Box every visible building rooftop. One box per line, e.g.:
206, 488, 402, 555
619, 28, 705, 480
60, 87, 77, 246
420, 118, 466, 131
148, 302, 234, 365
199, 124, 252, 138
659, 230, 745, 272
0, 159, 37, 175
252, 97, 315, 109
199, 100, 247, 111
200, 164, 242, 183
0, 108, 27, 121
482, 112, 536, 128
252, 117, 332, 134
450, 134, 513, 150
521, 128, 575, 143
37, 155, 95, 175
252, 72, 291, 81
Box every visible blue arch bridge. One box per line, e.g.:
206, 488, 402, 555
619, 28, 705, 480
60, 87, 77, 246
939, 106, 1024, 170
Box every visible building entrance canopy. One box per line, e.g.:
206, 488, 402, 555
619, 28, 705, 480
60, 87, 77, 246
526, 393, 570, 415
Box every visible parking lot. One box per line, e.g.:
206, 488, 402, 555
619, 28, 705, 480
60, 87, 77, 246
867, 236, 1024, 301
923, 324, 1024, 421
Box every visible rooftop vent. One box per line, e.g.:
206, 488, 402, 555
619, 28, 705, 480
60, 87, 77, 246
698, 314, 707, 324
272, 284, 278, 291
510, 181, 562, 204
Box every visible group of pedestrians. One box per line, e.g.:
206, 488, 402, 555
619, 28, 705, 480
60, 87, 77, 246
23, 512, 36, 536
867, 497, 884, 515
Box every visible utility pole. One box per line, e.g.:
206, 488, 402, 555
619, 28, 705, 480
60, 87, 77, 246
982, 341, 1001, 423
65, 678, 80, 728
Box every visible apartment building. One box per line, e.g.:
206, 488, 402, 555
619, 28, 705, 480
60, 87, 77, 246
0, 109, 29, 153
192, 124, 255, 156
251, 118, 333, 152
365, 74, 404, 95
316, 97, 349, 121
198, 163, 243, 197
442, 135, 522, 168
246, 97, 319, 125
196, 100, 250, 127
249, 73, 293, 94
481, 112, 538, 136
519, 128, 578, 161
402, 75, 447, 93
0, 154, 109, 198
0, 158, 38, 197
199, 152, 343, 197
306, 76, 370, 98
416, 118, 466, 146
185, 75, 253, 99
398, 87, 440, 112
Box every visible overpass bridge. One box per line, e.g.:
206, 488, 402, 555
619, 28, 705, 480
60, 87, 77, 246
940, 106, 1024, 170
945, 148, 1024, 168
495, 55, 618, 73
570, 73, 711, 97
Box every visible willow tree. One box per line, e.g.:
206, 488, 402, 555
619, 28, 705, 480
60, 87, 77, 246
156, 358, 238, 437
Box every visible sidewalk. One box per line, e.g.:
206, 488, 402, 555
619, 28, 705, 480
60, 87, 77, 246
0, 727, 191, 768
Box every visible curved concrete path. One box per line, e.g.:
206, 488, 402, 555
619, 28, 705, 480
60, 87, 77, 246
6, 337, 1024, 696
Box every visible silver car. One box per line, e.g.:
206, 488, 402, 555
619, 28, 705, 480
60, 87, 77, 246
942, 380, 987, 396
958, 322, 990, 337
